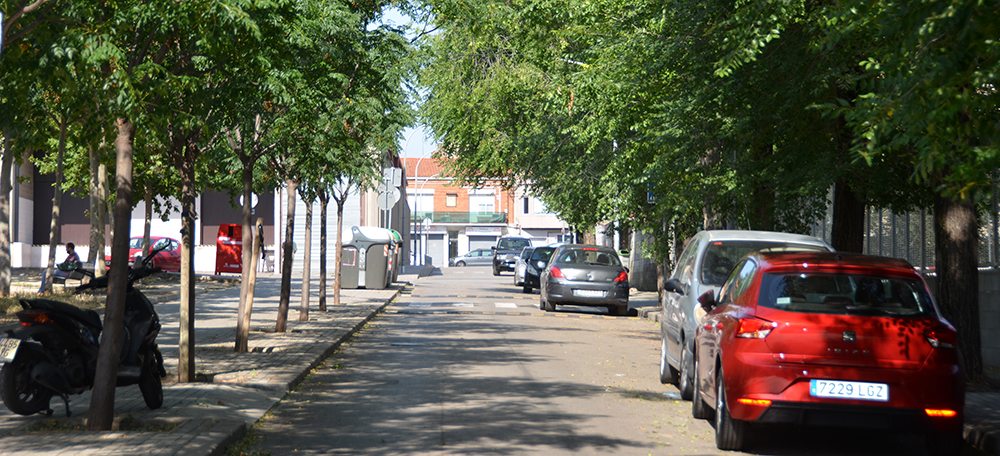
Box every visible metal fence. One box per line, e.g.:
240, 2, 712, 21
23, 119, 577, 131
811, 206, 1000, 273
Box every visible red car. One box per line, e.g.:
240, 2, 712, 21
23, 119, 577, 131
691, 251, 963, 455
106, 236, 181, 272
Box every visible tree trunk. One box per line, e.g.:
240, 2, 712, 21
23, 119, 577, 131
299, 195, 312, 321
334, 194, 346, 307
236, 161, 255, 352
94, 160, 109, 277
830, 178, 865, 252
88, 144, 101, 262
318, 190, 329, 312
175, 139, 199, 382
42, 118, 68, 294
142, 184, 153, 256
933, 193, 982, 381
87, 117, 135, 431
0, 133, 16, 296
237, 218, 263, 352
276, 179, 297, 333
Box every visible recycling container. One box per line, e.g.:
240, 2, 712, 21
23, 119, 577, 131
341, 226, 393, 289
216, 224, 245, 275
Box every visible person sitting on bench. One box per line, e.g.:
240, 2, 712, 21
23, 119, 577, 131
38, 243, 81, 294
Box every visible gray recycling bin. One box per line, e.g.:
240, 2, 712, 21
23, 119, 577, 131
341, 226, 394, 289
339, 245, 360, 288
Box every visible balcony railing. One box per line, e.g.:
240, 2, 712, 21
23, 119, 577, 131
411, 211, 507, 224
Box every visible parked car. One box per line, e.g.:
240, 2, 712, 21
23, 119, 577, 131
449, 248, 493, 267
106, 236, 182, 272
659, 230, 833, 400
538, 244, 631, 316
513, 247, 535, 286
690, 251, 963, 455
522, 244, 559, 294
492, 237, 534, 275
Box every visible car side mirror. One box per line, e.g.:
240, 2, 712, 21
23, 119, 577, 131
491, 246, 496, 250
664, 278, 684, 295
698, 291, 717, 312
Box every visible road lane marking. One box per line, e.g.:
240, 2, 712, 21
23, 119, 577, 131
495, 303, 517, 308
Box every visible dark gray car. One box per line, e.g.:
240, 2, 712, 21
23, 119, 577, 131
539, 244, 630, 316
658, 230, 833, 400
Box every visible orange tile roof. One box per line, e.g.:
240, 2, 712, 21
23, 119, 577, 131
404, 157, 451, 180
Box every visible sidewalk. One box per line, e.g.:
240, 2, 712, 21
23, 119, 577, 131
0, 268, 430, 455
630, 290, 1000, 455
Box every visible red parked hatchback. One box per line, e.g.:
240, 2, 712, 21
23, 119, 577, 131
691, 251, 963, 454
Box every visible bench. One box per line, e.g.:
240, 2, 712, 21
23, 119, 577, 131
51, 262, 95, 288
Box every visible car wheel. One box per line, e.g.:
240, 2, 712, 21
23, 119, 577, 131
678, 342, 694, 400
659, 337, 679, 384
523, 285, 531, 294
925, 431, 962, 456
540, 294, 555, 312
692, 357, 711, 419
608, 305, 628, 316
714, 367, 747, 451
456, 261, 466, 267
493, 266, 500, 276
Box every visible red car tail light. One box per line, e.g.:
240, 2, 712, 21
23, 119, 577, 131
614, 271, 628, 282
18, 310, 54, 325
737, 398, 772, 407
924, 327, 957, 349
550, 266, 565, 279
735, 318, 776, 339
925, 408, 958, 418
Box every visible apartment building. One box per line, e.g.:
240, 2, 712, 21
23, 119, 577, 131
404, 157, 569, 267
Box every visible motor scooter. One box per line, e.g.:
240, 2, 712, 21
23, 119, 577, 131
0, 245, 168, 417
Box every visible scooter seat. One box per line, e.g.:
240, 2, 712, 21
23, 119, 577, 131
21, 298, 103, 332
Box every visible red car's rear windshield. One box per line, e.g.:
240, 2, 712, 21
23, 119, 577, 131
758, 273, 936, 317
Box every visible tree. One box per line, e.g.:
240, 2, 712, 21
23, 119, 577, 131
831, 0, 1000, 379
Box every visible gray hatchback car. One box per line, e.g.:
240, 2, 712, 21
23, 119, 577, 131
658, 230, 833, 400
539, 244, 631, 316
449, 248, 493, 267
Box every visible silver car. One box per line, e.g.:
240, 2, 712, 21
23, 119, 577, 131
658, 230, 833, 400
539, 244, 631, 316
449, 248, 493, 267
513, 247, 535, 286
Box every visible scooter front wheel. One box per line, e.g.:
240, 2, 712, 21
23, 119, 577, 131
0, 352, 53, 415
138, 351, 163, 409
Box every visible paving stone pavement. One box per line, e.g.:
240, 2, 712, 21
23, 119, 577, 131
0, 269, 413, 456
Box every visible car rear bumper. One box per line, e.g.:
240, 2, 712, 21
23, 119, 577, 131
545, 281, 629, 306
721, 350, 965, 433
755, 401, 962, 433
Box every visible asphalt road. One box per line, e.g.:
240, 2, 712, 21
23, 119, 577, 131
246, 266, 971, 455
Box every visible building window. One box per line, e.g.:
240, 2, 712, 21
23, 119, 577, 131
446, 193, 458, 207
523, 197, 530, 214
468, 191, 495, 212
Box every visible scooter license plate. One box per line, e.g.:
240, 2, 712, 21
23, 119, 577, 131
0, 338, 20, 363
